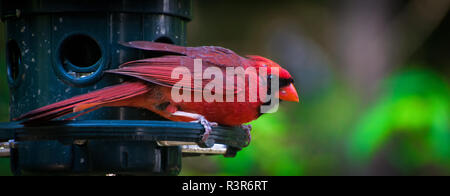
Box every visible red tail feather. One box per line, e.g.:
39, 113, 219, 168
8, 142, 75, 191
15, 82, 150, 123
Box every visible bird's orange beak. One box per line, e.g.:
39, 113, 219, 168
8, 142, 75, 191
279, 83, 299, 102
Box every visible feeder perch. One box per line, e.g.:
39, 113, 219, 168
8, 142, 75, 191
0, 0, 249, 176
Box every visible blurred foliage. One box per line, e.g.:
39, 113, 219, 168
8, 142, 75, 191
179, 0, 450, 176
215, 111, 304, 176
349, 69, 450, 174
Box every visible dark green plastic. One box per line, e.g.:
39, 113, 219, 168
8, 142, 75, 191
0, 0, 248, 176
0, 121, 249, 147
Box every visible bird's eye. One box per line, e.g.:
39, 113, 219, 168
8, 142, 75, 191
279, 77, 293, 87
267, 75, 293, 87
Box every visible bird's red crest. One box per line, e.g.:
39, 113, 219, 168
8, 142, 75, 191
246, 55, 292, 80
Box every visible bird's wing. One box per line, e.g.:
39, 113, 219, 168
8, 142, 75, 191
120, 41, 245, 68
120, 41, 187, 55
107, 56, 246, 95
186, 46, 244, 67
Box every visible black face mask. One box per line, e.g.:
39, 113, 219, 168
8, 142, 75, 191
266, 75, 295, 95
258, 75, 294, 116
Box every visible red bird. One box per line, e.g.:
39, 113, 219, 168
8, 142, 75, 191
15, 41, 299, 145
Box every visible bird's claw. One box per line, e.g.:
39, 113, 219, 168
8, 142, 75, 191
241, 124, 252, 147
191, 117, 218, 148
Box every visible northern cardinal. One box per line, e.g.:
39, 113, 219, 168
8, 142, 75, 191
15, 41, 299, 145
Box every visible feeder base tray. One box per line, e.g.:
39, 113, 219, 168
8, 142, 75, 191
0, 120, 248, 175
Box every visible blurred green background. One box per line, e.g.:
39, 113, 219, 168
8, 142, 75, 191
1, 0, 449, 176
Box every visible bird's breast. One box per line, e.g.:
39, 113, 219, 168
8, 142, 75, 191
176, 100, 261, 126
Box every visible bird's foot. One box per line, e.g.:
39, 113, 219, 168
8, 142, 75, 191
172, 111, 217, 148
241, 124, 252, 147
191, 117, 218, 145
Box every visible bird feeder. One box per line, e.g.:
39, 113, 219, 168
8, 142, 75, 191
0, 0, 248, 176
